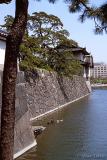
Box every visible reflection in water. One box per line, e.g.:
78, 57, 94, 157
17, 89, 107, 160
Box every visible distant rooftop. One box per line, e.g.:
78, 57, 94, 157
56, 44, 90, 55
94, 63, 106, 66
71, 47, 90, 55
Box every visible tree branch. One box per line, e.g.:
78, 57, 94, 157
0, 0, 11, 4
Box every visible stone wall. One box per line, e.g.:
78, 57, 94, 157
14, 84, 36, 158
25, 70, 90, 121
0, 73, 36, 159
0, 69, 90, 158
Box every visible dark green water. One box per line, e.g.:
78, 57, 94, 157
17, 89, 107, 160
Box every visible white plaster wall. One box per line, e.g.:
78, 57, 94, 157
0, 40, 6, 64
83, 67, 86, 78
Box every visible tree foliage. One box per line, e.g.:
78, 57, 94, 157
29, 11, 69, 47
19, 34, 52, 71
1, 11, 82, 76
0, 0, 11, 3
0, 15, 14, 31
64, 0, 107, 34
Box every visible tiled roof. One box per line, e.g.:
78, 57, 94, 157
56, 44, 90, 55
71, 47, 90, 55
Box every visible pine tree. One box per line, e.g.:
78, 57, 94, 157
0, 1, 107, 160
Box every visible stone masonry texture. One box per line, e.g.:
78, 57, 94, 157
25, 70, 89, 119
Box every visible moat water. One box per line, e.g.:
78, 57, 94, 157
17, 88, 107, 160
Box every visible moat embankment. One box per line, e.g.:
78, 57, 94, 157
0, 69, 90, 158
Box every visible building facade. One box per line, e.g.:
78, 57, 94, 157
56, 44, 94, 80
0, 29, 7, 70
91, 63, 107, 78
71, 47, 94, 80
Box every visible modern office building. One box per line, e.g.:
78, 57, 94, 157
91, 63, 107, 78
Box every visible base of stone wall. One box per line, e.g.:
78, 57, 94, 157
14, 140, 37, 159
30, 93, 90, 122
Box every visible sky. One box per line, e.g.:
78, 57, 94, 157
0, 0, 107, 63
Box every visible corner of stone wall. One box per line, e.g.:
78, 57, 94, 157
14, 82, 36, 158
86, 80, 91, 92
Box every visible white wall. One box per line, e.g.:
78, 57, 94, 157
0, 40, 20, 72
0, 40, 6, 64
